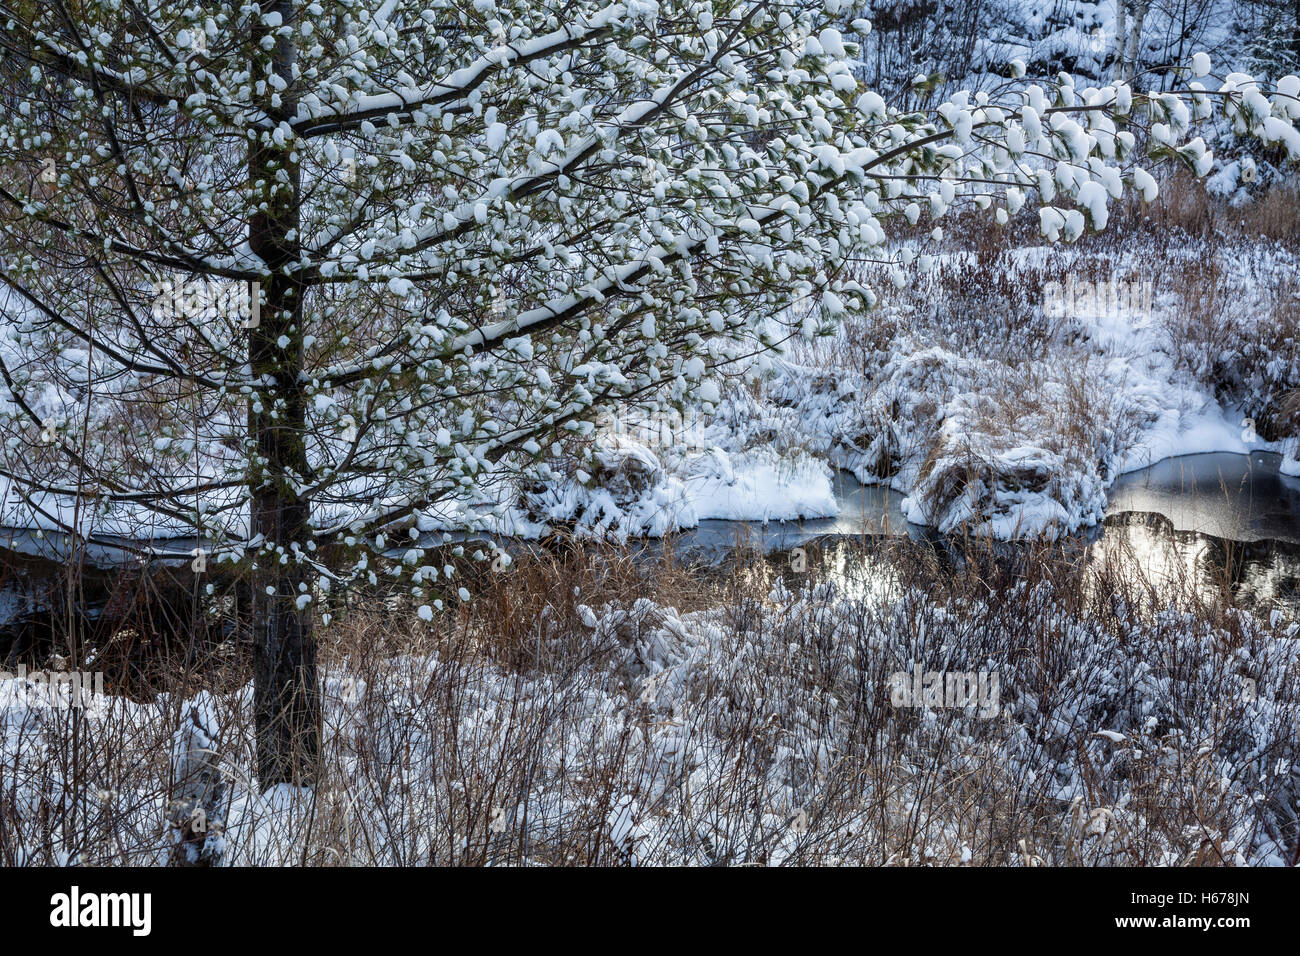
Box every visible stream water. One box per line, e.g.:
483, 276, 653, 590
662, 451, 1300, 617
2, 451, 1299, 638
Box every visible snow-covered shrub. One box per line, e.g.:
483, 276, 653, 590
1163, 253, 1300, 439
520, 440, 696, 540
5, 535, 1296, 866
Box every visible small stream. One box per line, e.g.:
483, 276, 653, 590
663, 451, 1300, 544
660, 451, 1300, 617
2, 452, 1299, 644
1107, 451, 1300, 544
1099, 452, 1300, 613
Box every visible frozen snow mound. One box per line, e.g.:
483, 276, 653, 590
678, 446, 838, 522
904, 444, 1106, 539
520, 439, 696, 540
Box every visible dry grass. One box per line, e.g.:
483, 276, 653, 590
907, 175, 1300, 249
2, 528, 1297, 866
1105, 174, 1300, 245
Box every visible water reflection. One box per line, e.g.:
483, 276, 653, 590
1107, 451, 1300, 544
659, 453, 1300, 619
1097, 513, 1300, 616
1100, 452, 1300, 615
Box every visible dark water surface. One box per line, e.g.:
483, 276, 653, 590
663, 452, 1300, 616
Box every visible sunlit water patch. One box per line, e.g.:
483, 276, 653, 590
659, 453, 1300, 618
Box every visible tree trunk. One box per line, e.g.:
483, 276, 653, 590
1115, 2, 1128, 82
248, 217, 319, 789
1123, 0, 1152, 84
247, 4, 319, 788
1293, 0, 1300, 66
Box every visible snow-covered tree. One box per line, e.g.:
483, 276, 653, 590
1240, 0, 1300, 77
0, 0, 1295, 785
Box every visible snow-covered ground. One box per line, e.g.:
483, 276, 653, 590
508, 233, 1299, 542
4, 559, 1296, 865
1, 230, 1295, 552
